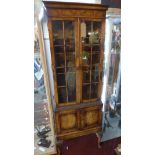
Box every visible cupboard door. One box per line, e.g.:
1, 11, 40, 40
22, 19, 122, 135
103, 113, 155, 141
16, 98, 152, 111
51, 19, 78, 105
80, 20, 103, 102
55, 110, 79, 134
80, 106, 102, 129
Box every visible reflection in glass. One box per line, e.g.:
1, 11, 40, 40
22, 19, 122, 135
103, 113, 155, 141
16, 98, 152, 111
66, 44, 75, 52
58, 87, 67, 103
54, 39, 64, 45
92, 70, 99, 82
66, 72, 76, 102
92, 65, 99, 71
68, 86, 76, 102
52, 21, 63, 45
67, 67, 76, 72
66, 72, 76, 86
52, 21, 63, 39
83, 71, 90, 83
91, 83, 98, 98
55, 53, 65, 67
90, 21, 101, 44
65, 39, 75, 46
92, 22, 101, 44
92, 54, 99, 65
93, 22, 101, 37
54, 46, 64, 53
64, 21, 74, 39
92, 45, 100, 52
57, 74, 66, 86
66, 53, 75, 67
82, 84, 90, 100
81, 21, 91, 44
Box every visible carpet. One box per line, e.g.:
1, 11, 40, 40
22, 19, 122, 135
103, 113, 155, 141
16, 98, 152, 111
60, 134, 121, 155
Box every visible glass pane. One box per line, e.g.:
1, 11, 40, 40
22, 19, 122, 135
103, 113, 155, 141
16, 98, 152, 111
83, 45, 91, 52
90, 34, 100, 44
65, 39, 75, 46
66, 72, 76, 87
92, 22, 101, 43
83, 71, 90, 83
57, 74, 65, 86
66, 72, 76, 102
66, 44, 75, 52
86, 21, 101, 44
82, 52, 90, 66
64, 21, 74, 39
66, 53, 75, 67
55, 53, 65, 67
54, 45, 64, 53
81, 21, 91, 44
92, 45, 100, 52
91, 83, 98, 99
93, 22, 101, 32
92, 65, 99, 71
92, 54, 100, 65
58, 87, 67, 103
52, 21, 64, 45
68, 86, 76, 102
82, 84, 90, 100
67, 67, 76, 72
56, 68, 65, 73
92, 70, 99, 82
54, 39, 64, 45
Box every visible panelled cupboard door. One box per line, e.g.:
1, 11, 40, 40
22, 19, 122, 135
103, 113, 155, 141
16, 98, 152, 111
80, 106, 102, 129
80, 19, 105, 103
55, 109, 79, 134
49, 18, 79, 106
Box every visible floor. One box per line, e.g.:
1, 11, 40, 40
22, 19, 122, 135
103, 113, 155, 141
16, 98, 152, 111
60, 134, 121, 155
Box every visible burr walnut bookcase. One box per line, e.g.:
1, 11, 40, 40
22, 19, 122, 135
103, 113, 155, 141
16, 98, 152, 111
43, 1, 108, 140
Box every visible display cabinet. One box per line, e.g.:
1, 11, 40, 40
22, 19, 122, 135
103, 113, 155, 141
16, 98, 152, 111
43, 1, 108, 140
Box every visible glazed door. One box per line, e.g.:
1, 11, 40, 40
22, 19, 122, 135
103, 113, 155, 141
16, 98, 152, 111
80, 19, 105, 102
49, 19, 78, 106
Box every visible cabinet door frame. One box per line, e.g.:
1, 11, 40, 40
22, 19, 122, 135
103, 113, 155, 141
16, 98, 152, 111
48, 17, 80, 107
79, 18, 105, 103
